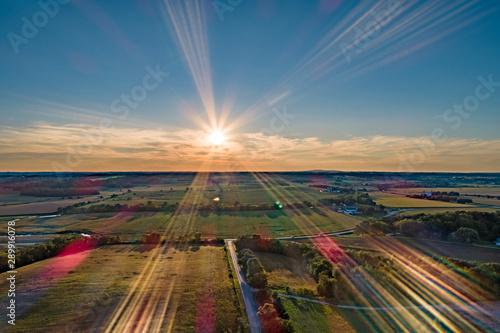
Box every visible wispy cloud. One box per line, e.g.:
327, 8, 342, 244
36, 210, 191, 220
0, 123, 499, 172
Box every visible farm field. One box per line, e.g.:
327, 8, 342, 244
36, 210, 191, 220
281, 297, 356, 333
0, 177, 346, 218
0, 201, 82, 216
399, 207, 500, 216
370, 192, 472, 208
255, 252, 317, 292
73, 183, 340, 208
0, 244, 244, 333
395, 237, 500, 263
462, 196, 500, 206
6, 209, 360, 239
392, 187, 500, 197
0, 189, 97, 205
331, 236, 500, 263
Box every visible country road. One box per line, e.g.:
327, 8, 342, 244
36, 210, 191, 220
226, 239, 261, 333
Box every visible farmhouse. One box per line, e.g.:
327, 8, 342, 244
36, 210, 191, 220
344, 206, 358, 214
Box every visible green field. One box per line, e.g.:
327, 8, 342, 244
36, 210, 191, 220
0, 244, 244, 333
6, 209, 360, 239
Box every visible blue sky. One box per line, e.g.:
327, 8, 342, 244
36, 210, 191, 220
1, 0, 499, 171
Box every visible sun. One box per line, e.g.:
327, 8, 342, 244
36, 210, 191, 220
207, 130, 227, 146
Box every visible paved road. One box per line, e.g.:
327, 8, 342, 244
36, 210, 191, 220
277, 229, 354, 240
226, 239, 261, 333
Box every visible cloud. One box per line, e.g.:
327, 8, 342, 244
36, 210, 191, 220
0, 123, 499, 172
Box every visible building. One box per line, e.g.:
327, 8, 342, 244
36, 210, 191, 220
344, 206, 358, 214
339, 203, 358, 214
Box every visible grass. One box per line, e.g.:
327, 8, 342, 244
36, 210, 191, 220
281, 297, 355, 333
371, 192, 472, 208
255, 252, 317, 292
0, 244, 243, 332
0, 245, 148, 332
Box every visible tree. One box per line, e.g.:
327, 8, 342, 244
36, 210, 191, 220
258, 303, 284, 333
317, 273, 337, 298
193, 232, 202, 243
248, 272, 268, 289
246, 257, 264, 277
395, 219, 424, 237
452, 227, 480, 244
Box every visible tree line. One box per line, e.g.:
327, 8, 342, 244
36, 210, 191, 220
356, 211, 500, 242
407, 191, 473, 204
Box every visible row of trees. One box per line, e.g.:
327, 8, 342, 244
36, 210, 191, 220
238, 248, 268, 288
407, 191, 473, 204
235, 236, 295, 332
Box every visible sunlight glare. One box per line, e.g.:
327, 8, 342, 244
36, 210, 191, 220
208, 130, 227, 146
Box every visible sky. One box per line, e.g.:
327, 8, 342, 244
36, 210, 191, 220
0, 0, 499, 172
